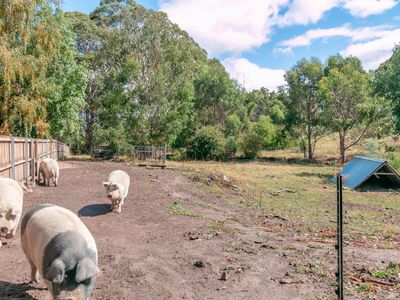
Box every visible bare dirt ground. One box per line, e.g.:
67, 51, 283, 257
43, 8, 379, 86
1, 160, 399, 299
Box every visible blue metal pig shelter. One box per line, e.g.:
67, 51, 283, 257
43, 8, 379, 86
331, 156, 400, 190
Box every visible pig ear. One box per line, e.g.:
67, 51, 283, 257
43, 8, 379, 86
75, 257, 100, 283
102, 181, 109, 187
45, 259, 65, 284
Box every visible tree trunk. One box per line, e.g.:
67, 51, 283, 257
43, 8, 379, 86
339, 131, 346, 164
300, 138, 306, 158
307, 123, 313, 160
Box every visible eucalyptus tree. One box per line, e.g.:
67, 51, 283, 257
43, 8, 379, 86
64, 11, 102, 151
319, 55, 390, 163
373, 45, 400, 134
89, 0, 209, 150
285, 58, 325, 159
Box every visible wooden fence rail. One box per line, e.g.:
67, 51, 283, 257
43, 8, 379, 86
0, 136, 70, 185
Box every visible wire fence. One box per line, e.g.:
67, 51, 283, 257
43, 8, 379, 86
132, 145, 167, 167
0, 136, 70, 184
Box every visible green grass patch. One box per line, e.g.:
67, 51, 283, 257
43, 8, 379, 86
167, 202, 199, 217
372, 262, 400, 279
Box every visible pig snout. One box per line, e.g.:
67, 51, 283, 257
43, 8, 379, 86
107, 194, 112, 199
1, 227, 8, 234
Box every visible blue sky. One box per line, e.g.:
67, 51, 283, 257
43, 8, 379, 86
62, 0, 400, 91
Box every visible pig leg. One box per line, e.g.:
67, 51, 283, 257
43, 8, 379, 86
54, 176, 58, 186
111, 199, 117, 212
116, 198, 124, 213
27, 259, 40, 283
46, 178, 50, 187
116, 203, 122, 213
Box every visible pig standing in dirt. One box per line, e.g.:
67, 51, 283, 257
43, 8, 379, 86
21, 204, 100, 300
102, 170, 130, 213
39, 158, 59, 187
0, 177, 25, 247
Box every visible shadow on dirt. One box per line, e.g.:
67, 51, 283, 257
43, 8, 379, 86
78, 204, 111, 217
0, 281, 45, 299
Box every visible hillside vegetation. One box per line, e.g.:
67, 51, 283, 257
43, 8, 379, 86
0, 0, 399, 165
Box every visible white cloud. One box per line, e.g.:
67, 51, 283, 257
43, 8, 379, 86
276, 25, 400, 70
160, 0, 398, 57
277, 25, 353, 52
341, 29, 400, 70
222, 57, 286, 91
160, 0, 288, 56
342, 0, 398, 18
278, 0, 338, 26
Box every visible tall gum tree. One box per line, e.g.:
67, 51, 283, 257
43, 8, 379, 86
373, 45, 400, 134
285, 58, 324, 160
319, 55, 391, 163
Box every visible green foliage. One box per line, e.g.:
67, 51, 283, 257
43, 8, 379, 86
239, 128, 262, 159
225, 114, 242, 137
169, 148, 187, 161
319, 54, 391, 162
167, 202, 199, 217
373, 46, 400, 134
254, 116, 278, 149
363, 138, 382, 158
225, 136, 238, 158
239, 116, 279, 159
46, 24, 88, 148
187, 126, 227, 160
285, 57, 325, 159
0, 0, 62, 137
386, 153, 400, 170
92, 123, 130, 154
372, 262, 400, 279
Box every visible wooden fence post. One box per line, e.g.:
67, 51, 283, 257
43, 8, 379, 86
46, 140, 49, 158
24, 138, 29, 184
31, 139, 35, 185
10, 137, 15, 180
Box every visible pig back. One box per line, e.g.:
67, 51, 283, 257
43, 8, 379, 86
21, 204, 97, 276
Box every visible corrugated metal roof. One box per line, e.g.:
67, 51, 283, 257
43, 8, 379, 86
330, 156, 399, 189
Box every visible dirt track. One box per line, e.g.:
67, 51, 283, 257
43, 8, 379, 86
1, 160, 399, 299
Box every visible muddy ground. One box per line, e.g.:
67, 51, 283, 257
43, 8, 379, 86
0, 160, 399, 299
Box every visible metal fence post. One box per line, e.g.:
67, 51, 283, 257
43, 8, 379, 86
10, 137, 15, 180
336, 173, 344, 300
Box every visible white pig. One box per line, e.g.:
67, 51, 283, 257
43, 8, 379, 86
102, 170, 130, 213
0, 177, 24, 247
39, 158, 60, 187
21, 204, 100, 300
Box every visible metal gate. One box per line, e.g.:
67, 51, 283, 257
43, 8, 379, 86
132, 145, 166, 167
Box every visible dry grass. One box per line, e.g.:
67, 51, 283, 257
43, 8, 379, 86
261, 134, 366, 161
170, 159, 400, 248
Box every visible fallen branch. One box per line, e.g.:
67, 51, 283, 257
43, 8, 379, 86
349, 274, 394, 289
270, 189, 296, 196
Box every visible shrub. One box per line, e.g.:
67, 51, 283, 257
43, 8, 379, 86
187, 126, 226, 160
169, 148, 187, 161
254, 116, 278, 149
92, 123, 130, 154
363, 138, 382, 158
225, 135, 237, 158
239, 130, 262, 159
386, 153, 400, 170
225, 114, 242, 137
